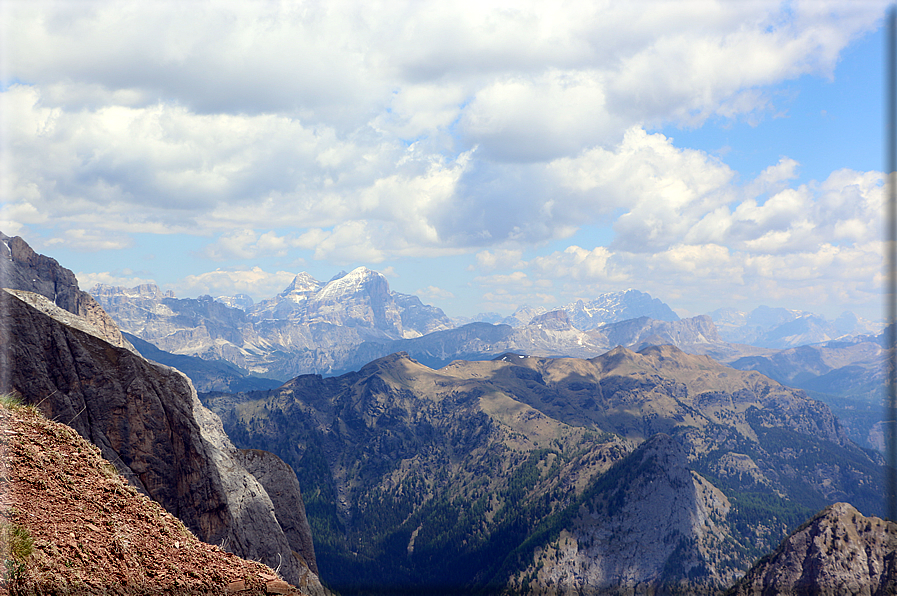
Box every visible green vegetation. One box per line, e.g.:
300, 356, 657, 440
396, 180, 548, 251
0, 394, 22, 409
1, 521, 34, 589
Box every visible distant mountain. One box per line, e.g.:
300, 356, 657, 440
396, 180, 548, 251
123, 332, 284, 393
203, 347, 884, 595
562, 288, 680, 330
467, 289, 680, 330
709, 305, 879, 348
94, 275, 699, 381
339, 314, 726, 374
723, 336, 885, 450
92, 267, 455, 379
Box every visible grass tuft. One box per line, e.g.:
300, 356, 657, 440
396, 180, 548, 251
0, 394, 22, 409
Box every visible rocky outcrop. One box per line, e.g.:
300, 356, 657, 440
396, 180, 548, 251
0, 401, 310, 595
1, 232, 133, 351
0, 288, 317, 588
730, 502, 897, 596
511, 434, 741, 594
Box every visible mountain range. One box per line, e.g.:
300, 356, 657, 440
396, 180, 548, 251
91, 263, 888, 453
2, 231, 894, 595
201, 347, 886, 594
91, 266, 881, 387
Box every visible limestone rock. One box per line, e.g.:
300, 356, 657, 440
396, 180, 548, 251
1, 232, 134, 352
730, 502, 897, 596
513, 434, 741, 594
236, 448, 318, 576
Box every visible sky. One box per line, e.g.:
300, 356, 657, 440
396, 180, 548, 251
0, 0, 892, 322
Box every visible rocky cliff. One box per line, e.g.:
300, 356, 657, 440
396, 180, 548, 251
509, 434, 741, 595
730, 502, 897, 596
0, 234, 320, 589
1, 232, 132, 351
0, 288, 319, 589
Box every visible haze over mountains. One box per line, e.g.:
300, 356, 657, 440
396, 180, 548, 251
91, 265, 879, 382
91, 265, 886, 451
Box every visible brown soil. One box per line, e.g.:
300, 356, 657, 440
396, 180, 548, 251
0, 402, 306, 595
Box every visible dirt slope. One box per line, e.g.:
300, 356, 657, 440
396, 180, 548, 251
0, 401, 309, 595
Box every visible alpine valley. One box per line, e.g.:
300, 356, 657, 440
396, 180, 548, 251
1, 232, 894, 595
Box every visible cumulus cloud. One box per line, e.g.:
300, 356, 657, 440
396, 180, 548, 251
2, 0, 888, 317
4, 2, 885, 252
473, 249, 525, 272
43, 228, 133, 251
201, 230, 301, 261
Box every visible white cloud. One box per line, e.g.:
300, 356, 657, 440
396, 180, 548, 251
201, 229, 301, 261
43, 228, 133, 251
474, 249, 524, 272
77, 271, 156, 292
416, 285, 455, 300
2, 0, 888, 318
175, 267, 297, 300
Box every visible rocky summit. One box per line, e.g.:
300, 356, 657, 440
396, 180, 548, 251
730, 502, 897, 596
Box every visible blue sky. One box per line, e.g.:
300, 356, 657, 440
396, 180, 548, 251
1, 0, 890, 322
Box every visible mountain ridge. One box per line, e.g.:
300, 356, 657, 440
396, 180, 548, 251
202, 346, 884, 594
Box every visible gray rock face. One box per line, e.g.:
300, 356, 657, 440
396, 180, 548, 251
1, 232, 133, 352
0, 289, 317, 588
731, 502, 897, 596
528, 309, 574, 330
236, 449, 318, 575
511, 434, 741, 593
563, 289, 680, 329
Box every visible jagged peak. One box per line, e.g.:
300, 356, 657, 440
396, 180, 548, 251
279, 272, 323, 296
